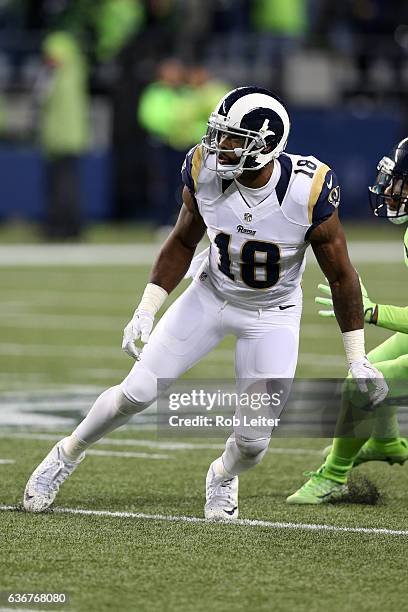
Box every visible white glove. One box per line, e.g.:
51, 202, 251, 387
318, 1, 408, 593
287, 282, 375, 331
349, 357, 388, 406
122, 309, 155, 359
121, 283, 168, 360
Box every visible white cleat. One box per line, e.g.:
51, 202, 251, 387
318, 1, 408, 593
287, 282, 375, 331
204, 460, 239, 520
23, 438, 85, 513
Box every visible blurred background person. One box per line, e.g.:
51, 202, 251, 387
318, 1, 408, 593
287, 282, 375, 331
186, 64, 230, 145
93, 0, 145, 63
139, 59, 229, 231
138, 57, 189, 230
38, 30, 89, 240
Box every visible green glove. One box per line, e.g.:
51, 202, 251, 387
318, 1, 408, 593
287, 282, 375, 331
315, 278, 377, 323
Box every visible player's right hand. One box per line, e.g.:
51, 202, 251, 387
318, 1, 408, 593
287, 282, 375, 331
122, 309, 155, 359
315, 277, 376, 322
349, 357, 388, 406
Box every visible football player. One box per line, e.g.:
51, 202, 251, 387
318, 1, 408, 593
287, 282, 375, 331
287, 137, 408, 505
23, 87, 387, 517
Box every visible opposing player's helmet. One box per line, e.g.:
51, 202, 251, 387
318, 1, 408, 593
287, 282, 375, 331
369, 137, 408, 224
202, 86, 291, 180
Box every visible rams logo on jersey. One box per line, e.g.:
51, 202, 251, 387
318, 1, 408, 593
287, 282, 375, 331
237, 225, 256, 236
328, 186, 340, 208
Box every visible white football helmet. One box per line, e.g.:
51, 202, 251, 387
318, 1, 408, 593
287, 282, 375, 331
202, 86, 291, 180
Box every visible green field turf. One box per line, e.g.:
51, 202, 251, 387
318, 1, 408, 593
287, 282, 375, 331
0, 226, 407, 612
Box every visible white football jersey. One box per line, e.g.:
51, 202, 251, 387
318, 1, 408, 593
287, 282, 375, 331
182, 146, 340, 310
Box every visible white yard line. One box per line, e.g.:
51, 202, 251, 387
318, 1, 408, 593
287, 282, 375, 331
0, 314, 337, 336
0, 242, 402, 266
0, 293, 130, 307
0, 608, 56, 612
0, 432, 322, 454
87, 450, 171, 460
0, 343, 124, 359
0, 342, 339, 362
0, 432, 225, 450
0, 385, 102, 395
268, 447, 321, 455
0, 341, 344, 374
0, 459, 15, 464
0, 313, 123, 330
0, 244, 159, 266
0, 504, 406, 537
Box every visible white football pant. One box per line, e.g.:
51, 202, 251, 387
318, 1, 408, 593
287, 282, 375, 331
74, 277, 301, 475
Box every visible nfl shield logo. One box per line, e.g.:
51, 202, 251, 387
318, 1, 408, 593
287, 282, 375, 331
244, 212, 252, 223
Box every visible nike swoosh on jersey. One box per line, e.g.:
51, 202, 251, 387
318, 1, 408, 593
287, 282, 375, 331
326, 174, 333, 189
279, 305, 296, 310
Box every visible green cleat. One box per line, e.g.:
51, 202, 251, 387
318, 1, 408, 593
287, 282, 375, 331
286, 467, 348, 505
322, 438, 408, 467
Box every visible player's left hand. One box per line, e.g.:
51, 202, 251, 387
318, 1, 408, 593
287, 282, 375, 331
315, 277, 377, 322
349, 357, 388, 406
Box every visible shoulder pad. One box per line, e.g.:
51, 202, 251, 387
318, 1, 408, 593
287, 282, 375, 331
307, 164, 340, 225
284, 154, 340, 229
181, 145, 204, 195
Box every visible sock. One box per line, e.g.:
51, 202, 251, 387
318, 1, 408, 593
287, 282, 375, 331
213, 457, 232, 480
323, 437, 367, 483
364, 356, 404, 443
322, 378, 370, 483
62, 433, 88, 462
70, 385, 140, 448
221, 434, 269, 477
371, 405, 400, 442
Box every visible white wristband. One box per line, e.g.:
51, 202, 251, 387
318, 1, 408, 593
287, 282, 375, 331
138, 283, 168, 316
342, 329, 365, 367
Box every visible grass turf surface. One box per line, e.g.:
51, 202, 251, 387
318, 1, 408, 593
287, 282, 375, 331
1, 434, 408, 612
0, 225, 407, 611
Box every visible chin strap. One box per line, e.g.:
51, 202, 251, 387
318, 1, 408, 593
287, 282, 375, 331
216, 166, 244, 180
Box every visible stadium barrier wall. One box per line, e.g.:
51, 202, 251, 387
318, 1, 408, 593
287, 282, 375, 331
0, 109, 402, 222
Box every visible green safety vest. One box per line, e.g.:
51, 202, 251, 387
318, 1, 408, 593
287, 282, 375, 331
40, 32, 89, 156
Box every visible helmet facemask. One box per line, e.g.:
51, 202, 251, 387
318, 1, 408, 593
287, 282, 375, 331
369, 156, 408, 224
202, 113, 274, 179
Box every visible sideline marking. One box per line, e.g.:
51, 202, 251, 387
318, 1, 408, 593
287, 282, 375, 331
0, 505, 407, 537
